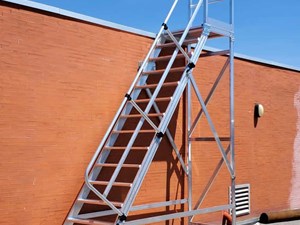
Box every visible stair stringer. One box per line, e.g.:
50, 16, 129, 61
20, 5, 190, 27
120, 29, 210, 219
64, 38, 165, 225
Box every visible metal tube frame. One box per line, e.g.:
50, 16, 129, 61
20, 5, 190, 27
187, 73, 193, 225
109, 0, 206, 199
82, 0, 180, 214
124, 204, 233, 225
230, 0, 236, 224
186, 0, 235, 224
71, 0, 235, 223
122, 0, 206, 215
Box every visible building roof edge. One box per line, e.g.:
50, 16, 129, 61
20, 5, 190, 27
3, 0, 300, 72
2, 0, 157, 38
204, 46, 300, 72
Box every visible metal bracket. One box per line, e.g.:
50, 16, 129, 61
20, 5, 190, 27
162, 22, 168, 30
125, 93, 132, 101
202, 23, 211, 36
117, 214, 127, 225
187, 62, 196, 72
156, 132, 164, 138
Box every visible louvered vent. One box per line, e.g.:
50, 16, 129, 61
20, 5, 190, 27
229, 184, 250, 216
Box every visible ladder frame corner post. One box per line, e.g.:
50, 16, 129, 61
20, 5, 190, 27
187, 0, 236, 224
229, 0, 236, 224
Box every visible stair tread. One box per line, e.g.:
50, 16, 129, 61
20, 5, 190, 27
96, 163, 141, 168
157, 38, 199, 48
90, 180, 132, 187
104, 146, 149, 150
77, 198, 123, 207
135, 97, 171, 103
135, 81, 179, 89
149, 53, 191, 62
68, 217, 115, 225
142, 66, 186, 75
170, 26, 222, 39
120, 112, 164, 118
112, 129, 155, 134
171, 26, 205, 36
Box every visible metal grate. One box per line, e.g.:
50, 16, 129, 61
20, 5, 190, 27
229, 184, 250, 216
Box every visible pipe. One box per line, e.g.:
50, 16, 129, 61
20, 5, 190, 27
259, 209, 300, 223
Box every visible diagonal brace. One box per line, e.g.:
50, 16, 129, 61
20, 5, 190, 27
144, 87, 188, 175
189, 75, 234, 177
126, 94, 160, 133
163, 24, 192, 63
189, 58, 230, 136
192, 145, 230, 211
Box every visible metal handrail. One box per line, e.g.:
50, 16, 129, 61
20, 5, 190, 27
84, 0, 180, 215
158, 0, 205, 134
122, 0, 206, 214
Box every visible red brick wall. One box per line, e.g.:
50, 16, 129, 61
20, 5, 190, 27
190, 57, 300, 223
234, 60, 299, 215
0, 2, 152, 224
1, 2, 300, 225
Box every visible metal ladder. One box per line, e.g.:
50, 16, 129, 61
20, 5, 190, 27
64, 0, 235, 224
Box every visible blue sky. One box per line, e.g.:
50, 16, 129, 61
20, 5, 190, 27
29, 0, 300, 68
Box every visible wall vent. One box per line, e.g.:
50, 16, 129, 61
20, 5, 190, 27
229, 184, 250, 216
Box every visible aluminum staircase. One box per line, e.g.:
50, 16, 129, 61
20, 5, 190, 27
64, 0, 235, 224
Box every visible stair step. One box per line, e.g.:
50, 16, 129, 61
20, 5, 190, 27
142, 66, 186, 75
67, 217, 114, 225
104, 146, 149, 150
171, 26, 204, 37
135, 81, 179, 89
77, 198, 123, 208
156, 38, 199, 48
96, 163, 141, 168
120, 113, 164, 118
112, 129, 155, 134
149, 53, 191, 62
135, 97, 171, 103
90, 180, 132, 187
170, 26, 222, 39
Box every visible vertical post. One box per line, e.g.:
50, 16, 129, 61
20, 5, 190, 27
187, 79, 193, 224
187, 2, 193, 220
203, 0, 208, 23
189, 0, 193, 19
186, 0, 193, 216
229, 0, 236, 224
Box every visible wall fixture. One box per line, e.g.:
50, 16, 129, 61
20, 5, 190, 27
255, 103, 264, 118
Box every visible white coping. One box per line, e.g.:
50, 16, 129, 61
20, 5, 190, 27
204, 47, 300, 72
2, 0, 300, 72
2, 0, 156, 38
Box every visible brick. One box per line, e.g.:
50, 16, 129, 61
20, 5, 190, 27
1, 2, 300, 225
